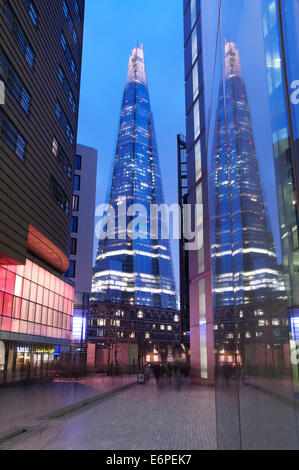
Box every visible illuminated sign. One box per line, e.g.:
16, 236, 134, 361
0, 341, 5, 366
17, 347, 30, 354
36, 348, 55, 354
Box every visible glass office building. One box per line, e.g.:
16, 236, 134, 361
92, 45, 177, 310
184, 0, 299, 449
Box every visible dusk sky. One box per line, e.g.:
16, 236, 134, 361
77, 0, 185, 287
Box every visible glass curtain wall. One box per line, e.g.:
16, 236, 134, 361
201, 0, 299, 449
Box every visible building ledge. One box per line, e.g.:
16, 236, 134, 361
27, 225, 69, 273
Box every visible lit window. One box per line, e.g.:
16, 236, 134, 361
73, 195, 79, 211
4, 2, 35, 69
52, 138, 58, 157
23, 0, 38, 27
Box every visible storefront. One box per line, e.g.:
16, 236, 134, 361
0, 341, 60, 385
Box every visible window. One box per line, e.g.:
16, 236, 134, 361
71, 216, 78, 233
52, 137, 72, 179
0, 47, 31, 115
194, 98, 200, 140
199, 278, 208, 379
72, 195, 79, 211
0, 108, 26, 160
195, 139, 202, 181
23, 0, 38, 27
65, 260, 76, 278
74, 175, 80, 191
52, 138, 58, 157
63, 1, 78, 47
75, 154, 82, 170
193, 62, 199, 102
97, 318, 106, 326
72, 0, 81, 20
191, 0, 197, 28
70, 238, 77, 255
60, 33, 78, 83
50, 177, 70, 216
58, 67, 76, 114
4, 2, 35, 69
55, 101, 74, 145
97, 329, 104, 337
137, 310, 144, 319
191, 29, 198, 65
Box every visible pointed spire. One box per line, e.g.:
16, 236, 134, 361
126, 44, 147, 85
225, 39, 242, 79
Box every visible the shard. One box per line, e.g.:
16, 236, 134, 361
210, 41, 282, 308
92, 44, 177, 310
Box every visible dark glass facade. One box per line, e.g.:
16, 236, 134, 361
184, 0, 299, 449
92, 45, 177, 311
0, 0, 85, 384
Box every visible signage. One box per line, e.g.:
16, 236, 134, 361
0, 341, 5, 366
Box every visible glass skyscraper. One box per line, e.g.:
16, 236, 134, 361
92, 45, 177, 310
211, 40, 281, 308
184, 0, 299, 450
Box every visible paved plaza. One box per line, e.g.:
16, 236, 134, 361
0, 378, 217, 450
0, 375, 136, 438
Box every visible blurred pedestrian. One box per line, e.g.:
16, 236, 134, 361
153, 364, 161, 384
